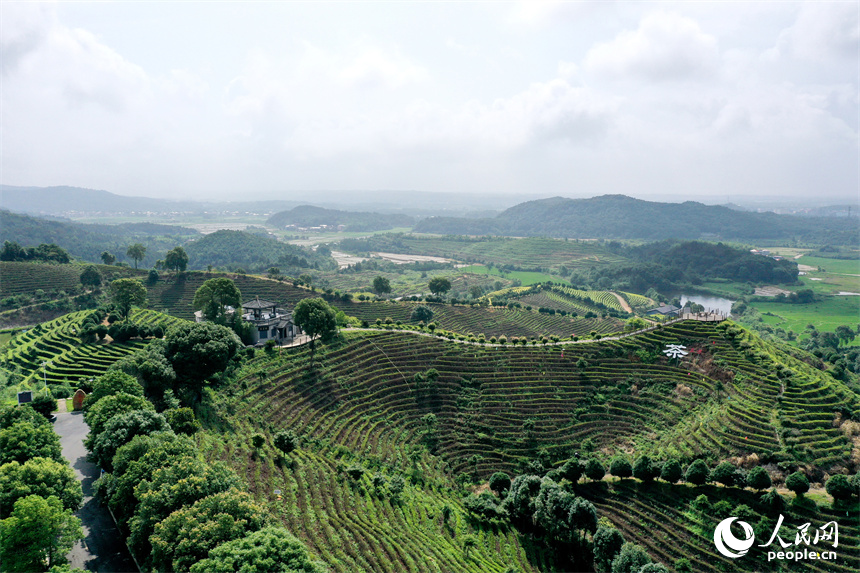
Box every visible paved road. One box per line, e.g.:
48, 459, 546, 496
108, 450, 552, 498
55, 411, 138, 573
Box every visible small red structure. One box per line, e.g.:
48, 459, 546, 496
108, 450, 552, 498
72, 389, 87, 411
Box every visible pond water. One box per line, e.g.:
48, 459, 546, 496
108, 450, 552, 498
678, 293, 735, 315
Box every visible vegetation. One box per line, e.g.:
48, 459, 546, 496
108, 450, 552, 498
184, 229, 336, 273
268, 205, 413, 232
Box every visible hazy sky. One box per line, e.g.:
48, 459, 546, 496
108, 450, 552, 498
1, 1, 858, 201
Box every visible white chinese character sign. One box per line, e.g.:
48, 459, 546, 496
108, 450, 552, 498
663, 344, 688, 359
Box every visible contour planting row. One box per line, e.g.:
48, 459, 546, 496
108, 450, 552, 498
0, 261, 84, 296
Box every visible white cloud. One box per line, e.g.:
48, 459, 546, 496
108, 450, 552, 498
584, 12, 719, 82
772, 3, 859, 62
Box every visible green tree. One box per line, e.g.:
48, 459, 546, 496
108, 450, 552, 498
0, 420, 63, 465
759, 488, 787, 515
85, 370, 145, 412
101, 251, 116, 265
428, 277, 452, 296
164, 408, 200, 435
79, 265, 102, 289
835, 325, 855, 346
0, 457, 83, 519
633, 455, 657, 482
610, 457, 633, 480
372, 276, 391, 295
193, 278, 242, 323
411, 305, 434, 323
150, 490, 267, 573
825, 474, 854, 501
592, 526, 625, 573
274, 430, 299, 454
84, 392, 154, 439
164, 246, 189, 272
128, 457, 243, 564
164, 322, 242, 392
110, 278, 147, 319
684, 459, 710, 486
489, 472, 512, 496
660, 460, 682, 484
89, 410, 171, 471
746, 466, 772, 491
785, 471, 810, 496
709, 461, 738, 487
462, 534, 478, 558
126, 243, 147, 269
611, 542, 651, 573
0, 495, 83, 571
188, 526, 327, 573
503, 474, 542, 525
584, 458, 606, 482
293, 298, 337, 367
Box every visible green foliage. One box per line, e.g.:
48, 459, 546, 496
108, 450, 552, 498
192, 278, 241, 323
684, 459, 709, 486
690, 494, 711, 514
0, 457, 82, 519
164, 408, 200, 435
659, 460, 682, 484
1, 240, 71, 264
609, 457, 632, 480
784, 471, 810, 496
638, 564, 669, 573
188, 526, 327, 573
709, 461, 739, 487
503, 474, 542, 525
463, 492, 505, 521
372, 276, 391, 295
85, 370, 145, 411
268, 205, 412, 232
128, 457, 243, 563
110, 278, 147, 318
746, 466, 772, 491
293, 298, 337, 360
610, 542, 651, 573
149, 490, 267, 573
79, 265, 102, 288
165, 246, 189, 272
250, 433, 265, 449
584, 458, 605, 482
428, 277, 452, 296
411, 305, 434, 323
560, 458, 583, 484
759, 488, 787, 515
84, 392, 155, 439
184, 229, 333, 272
30, 393, 58, 419
126, 243, 147, 269
592, 526, 624, 573
89, 409, 171, 471
489, 471, 511, 495
164, 322, 242, 388
0, 495, 83, 571
273, 430, 299, 454
633, 455, 657, 482
825, 474, 854, 501
0, 420, 63, 465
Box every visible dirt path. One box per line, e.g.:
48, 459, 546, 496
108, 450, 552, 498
610, 292, 633, 313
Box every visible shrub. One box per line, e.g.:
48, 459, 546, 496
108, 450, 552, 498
584, 458, 605, 482
609, 457, 632, 480
488, 472, 512, 496
685, 459, 709, 485
785, 471, 810, 496
660, 460, 682, 484
164, 408, 200, 435
746, 466, 772, 491
710, 461, 738, 487
250, 433, 265, 449
633, 455, 657, 482
825, 474, 854, 501
760, 488, 787, 515
611, 542, 651, 573
274, 430, 299, 454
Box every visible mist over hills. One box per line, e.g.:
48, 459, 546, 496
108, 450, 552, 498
414, 195, 859, 244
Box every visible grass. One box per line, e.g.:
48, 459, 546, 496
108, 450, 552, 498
752, 297, 860, 338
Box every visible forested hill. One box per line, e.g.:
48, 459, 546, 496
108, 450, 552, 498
184, 229, 337, 272
0, 210, 198, 266
414, 195, 859, 244
267, 205, 414, 232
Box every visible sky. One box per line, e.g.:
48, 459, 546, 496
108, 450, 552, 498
1, 1, 858, 203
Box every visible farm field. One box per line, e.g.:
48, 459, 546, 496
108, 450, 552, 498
458, 265, 561, 286
753, 297, 860, 341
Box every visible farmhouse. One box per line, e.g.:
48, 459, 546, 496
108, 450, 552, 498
242, 297, 301, 346
645, 304, 681, 318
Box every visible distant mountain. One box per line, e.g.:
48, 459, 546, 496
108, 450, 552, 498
413, 195, 859, 244
0, 210, 199, 265
267, 205, 414, 232
184, 230, 337, 273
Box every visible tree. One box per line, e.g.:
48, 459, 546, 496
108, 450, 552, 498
110, 278, 147, 319
503, 474, 542, 525
684, 459, 710, 486
0, 457, 83, 519
372, 276, 391, 295
85, 370, 145, 412
489, 472, 512, 496
428, 277, 452, 296
101, 251, 116, 265
411, 305, 434, 323
610, 457, 633, 480
639, 564, 670, 573
274, 430, 299, 454
611, 542, 651, 573
785, 471, 810, 496
193, 278, 242, 323
164, 322, 242, 391
188, 526, 327, 573
825, 474, 854, 501
80, 265, 102, 289
293, 298, 337, 367
165, 246, 189, 273
150, 491, 267, 573
126, 243, 147, 269
709, 461, 738, 487
660, 460, 682, 484
633, 455, 658, 482
592, 526, 625, 573
759, 488, 787, 515
0, 495, 83, 571
164, 408, 200, 435
746, 466, 772, 491
84, 392, 154, 439
0, 420, 63, 465
568, 496, 598, 536
560, 458, 584, 484
584, 458, 605, 482
89, 410, 171, 471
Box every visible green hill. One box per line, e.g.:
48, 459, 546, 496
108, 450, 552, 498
183, 230, 337, 273
413, 195, 859, 244
268, 205, 414, 232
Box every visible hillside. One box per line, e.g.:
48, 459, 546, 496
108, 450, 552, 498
0, 210, 198, 266
268, 205, 414, 232
183, 230, 337, 273
413, 195, 859, 244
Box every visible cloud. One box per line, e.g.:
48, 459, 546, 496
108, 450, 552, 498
584, 12, 718, 82
771, 3, 859, 62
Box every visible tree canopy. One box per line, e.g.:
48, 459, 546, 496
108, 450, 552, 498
0, 494, 83, 571
164, 322, 242, 389
0, 457, 83, 519
428, 277, 452, 296
372, 276, 391, 295
193, 278, 242, 323
165, 246, 189, 272
188, 526, 327, 573
126, 243, 147, 269
110, 278, 147, 319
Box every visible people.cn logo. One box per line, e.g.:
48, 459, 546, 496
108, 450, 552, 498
713, 517, 755, 558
